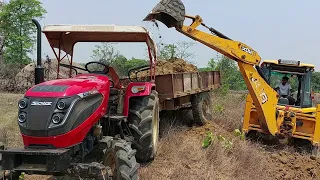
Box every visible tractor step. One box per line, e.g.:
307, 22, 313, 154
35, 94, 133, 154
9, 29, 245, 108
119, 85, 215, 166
0, 148, 70, 174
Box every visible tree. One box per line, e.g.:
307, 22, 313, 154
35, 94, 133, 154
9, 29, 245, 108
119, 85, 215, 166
157, 41, 195, 61
200, 55, 246, 91
90, 43, 149, 77
90, 42, 120, 65
0, 0, 46, 65
312, 72, 320, 93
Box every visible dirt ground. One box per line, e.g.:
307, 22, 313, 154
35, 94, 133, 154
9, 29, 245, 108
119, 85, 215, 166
1, 92, 320, 180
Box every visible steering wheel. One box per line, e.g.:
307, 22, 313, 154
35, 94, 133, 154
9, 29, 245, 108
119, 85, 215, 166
85, 61, 110, 74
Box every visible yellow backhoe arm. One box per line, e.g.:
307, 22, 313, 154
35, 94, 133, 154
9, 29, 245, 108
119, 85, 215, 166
143, 1, 279, 135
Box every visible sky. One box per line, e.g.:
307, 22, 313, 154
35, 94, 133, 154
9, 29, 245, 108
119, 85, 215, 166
21, 0, 320, 69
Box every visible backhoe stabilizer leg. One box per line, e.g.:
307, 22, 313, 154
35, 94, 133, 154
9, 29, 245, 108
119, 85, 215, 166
143, 0, 186, 28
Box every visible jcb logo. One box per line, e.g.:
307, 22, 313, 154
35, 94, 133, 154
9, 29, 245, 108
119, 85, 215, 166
260, 93, 268, 104
31, 101, 52, 106
241, 45, 253, 55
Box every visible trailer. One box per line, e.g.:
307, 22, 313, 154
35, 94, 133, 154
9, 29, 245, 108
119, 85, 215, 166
120, 69, 221, 123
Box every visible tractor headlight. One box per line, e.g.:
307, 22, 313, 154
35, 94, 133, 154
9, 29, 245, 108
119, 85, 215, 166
57, 100, 66, 110
18, 112, 27, 123
52, 113, 64, 124
18, 98, 28, 109
131, 86, 146, 94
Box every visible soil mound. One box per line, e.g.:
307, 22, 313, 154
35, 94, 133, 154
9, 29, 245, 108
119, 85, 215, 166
14, 59, 86, 91
137, 58, 197, 77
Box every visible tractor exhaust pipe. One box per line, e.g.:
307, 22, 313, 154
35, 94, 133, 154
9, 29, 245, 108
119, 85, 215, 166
143, 0, 186, 28
32, 19, 44, 85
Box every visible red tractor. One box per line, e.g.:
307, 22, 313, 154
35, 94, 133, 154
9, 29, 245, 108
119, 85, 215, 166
0, 20, 161, 179
0, 19, 221, 179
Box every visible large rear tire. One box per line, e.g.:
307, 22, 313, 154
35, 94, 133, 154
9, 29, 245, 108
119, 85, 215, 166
191, 91, 213, 126
128, 90, 160, 163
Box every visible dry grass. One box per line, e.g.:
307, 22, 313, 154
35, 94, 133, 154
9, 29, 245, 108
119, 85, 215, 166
0, 93, 24, 148
211, 92, 247, 132
140, 123, 273, 180
140, 92, 272, 180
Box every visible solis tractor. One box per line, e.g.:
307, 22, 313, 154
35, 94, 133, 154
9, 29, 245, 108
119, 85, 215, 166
0, 20, 159, 180
0, 18, 221, 179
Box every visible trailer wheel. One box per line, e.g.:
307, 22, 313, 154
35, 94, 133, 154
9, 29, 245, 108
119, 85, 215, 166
191, 91, 213, 126
128, 90, 160, 163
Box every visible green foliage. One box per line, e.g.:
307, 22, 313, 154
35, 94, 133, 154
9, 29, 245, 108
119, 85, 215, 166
312, 72, 320, 93
201, 55, 246, 91
114, 57, 148, 77
202, 132, 233, 150
0, 0, 46, 65
19, 172, 25, 179
202, 131, 213, 148
234, 129, 245, 140
90, 42, 120, 64
90, 43, 148, 77
214, 104, 224, 114
157, 41, 196, 61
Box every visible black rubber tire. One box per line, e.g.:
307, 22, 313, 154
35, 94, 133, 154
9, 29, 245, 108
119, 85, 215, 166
191, 91, 213, 126
50, 137, 139, 180
128, 90, 160, 163
99, 137, 139, 180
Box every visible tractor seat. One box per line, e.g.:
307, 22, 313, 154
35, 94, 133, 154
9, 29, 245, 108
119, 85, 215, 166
110, 88, 120, 96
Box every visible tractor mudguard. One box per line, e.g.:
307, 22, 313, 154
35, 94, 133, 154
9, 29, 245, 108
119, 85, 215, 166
123, 82, 155, 117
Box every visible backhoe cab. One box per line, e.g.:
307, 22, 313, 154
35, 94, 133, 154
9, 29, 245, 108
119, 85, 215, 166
144, 0, 320, 155
261, 59, 314, 108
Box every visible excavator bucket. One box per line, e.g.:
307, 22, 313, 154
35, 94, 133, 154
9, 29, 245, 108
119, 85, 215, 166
143, 0, 186, 28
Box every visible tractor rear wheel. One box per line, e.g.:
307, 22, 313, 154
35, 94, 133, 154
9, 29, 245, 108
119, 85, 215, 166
191, 91, 213, 126
128, 90, 160, 163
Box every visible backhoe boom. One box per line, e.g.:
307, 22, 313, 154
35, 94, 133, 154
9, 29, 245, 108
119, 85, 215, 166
143, 1, 279, 135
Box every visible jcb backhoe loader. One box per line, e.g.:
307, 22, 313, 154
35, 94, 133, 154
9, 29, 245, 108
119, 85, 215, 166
143, 0, 320, 155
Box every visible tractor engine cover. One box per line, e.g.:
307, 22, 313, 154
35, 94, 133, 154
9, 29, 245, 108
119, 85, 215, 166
17, 74, 111, 148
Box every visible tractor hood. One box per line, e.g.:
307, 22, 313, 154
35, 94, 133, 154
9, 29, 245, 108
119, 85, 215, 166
25, 74, 111, 97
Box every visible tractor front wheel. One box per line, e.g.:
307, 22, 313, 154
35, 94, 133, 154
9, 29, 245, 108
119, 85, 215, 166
191, 91, 213, 126
100, 137, 139, 180
128, 90, 160, 163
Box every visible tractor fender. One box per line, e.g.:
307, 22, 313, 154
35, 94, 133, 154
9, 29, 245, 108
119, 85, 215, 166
123, 82, 155, 117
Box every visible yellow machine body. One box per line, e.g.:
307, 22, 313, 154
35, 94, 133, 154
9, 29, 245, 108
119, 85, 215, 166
143, 0, 320, 152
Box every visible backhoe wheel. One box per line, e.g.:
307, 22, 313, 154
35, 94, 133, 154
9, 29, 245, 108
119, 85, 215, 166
128, 90, 160, 163
100, 137, 139, 180
191, 91, 213, 126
